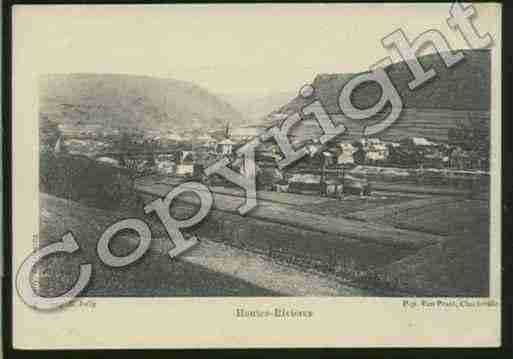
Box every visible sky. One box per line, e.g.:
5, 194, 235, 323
14, 3, 498, 95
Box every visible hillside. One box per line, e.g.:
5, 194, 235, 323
263, 49, 490, 142
38, 193, 278, 297
369, 222, 489, 297
39, 193, 373, 296
39, 74, 244, 133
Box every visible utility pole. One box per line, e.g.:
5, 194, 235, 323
341, 163, 345, 196
320, 153, 327, 197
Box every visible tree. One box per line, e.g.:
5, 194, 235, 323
448, 114, 489, 170
115, 131, 132, 152
388, 139, 423, 167
351, 140, 365, 164
448, 115, 489, 153
40, 115, 61, 151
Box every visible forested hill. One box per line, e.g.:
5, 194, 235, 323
40, 73, 244, 132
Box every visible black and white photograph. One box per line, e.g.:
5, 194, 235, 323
10, 2, 503, 349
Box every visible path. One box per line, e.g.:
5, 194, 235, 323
150, 237, 373, 296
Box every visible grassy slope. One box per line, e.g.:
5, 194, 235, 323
38, 193, 378, 297
371, 224, 489, 297
38, 193, 278, 297
354, 198, 490, 296
264, 50, 490, 142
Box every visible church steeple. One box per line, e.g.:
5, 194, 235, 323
225, 121, 231, 139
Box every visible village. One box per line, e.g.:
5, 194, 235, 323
51, 118, 488, 200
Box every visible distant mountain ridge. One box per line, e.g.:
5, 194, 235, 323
39, 73, 244, 132
221, 91, 297, 123
262, 49, 490, 142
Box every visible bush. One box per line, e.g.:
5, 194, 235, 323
40, 152, 137, 210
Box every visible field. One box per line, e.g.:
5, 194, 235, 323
345, 194, 490, 296
347, 196, 489, 236
376, 198, 488, 236
135, 173, 489, 296
134, 176, 450, 288
367, 223, 490, 297
136, 176, 443, 249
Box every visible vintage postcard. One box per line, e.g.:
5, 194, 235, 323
11, 3, 502, 349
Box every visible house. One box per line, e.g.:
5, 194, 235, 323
359, 138, 389, 162
449, 147, 482, 170
230, 126, 263, 141
217, 138, 236, 155
365, 142, 389, 162
174, 150, 196, 176
176, 164, 194, 176
412, 137, 436, 146
179, 150, 194, 163
337, 143, 356, 165
97, 157, 119, 166
286, 173, 348, 197
304, 143, 323, 158
156, 156, 176, 174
